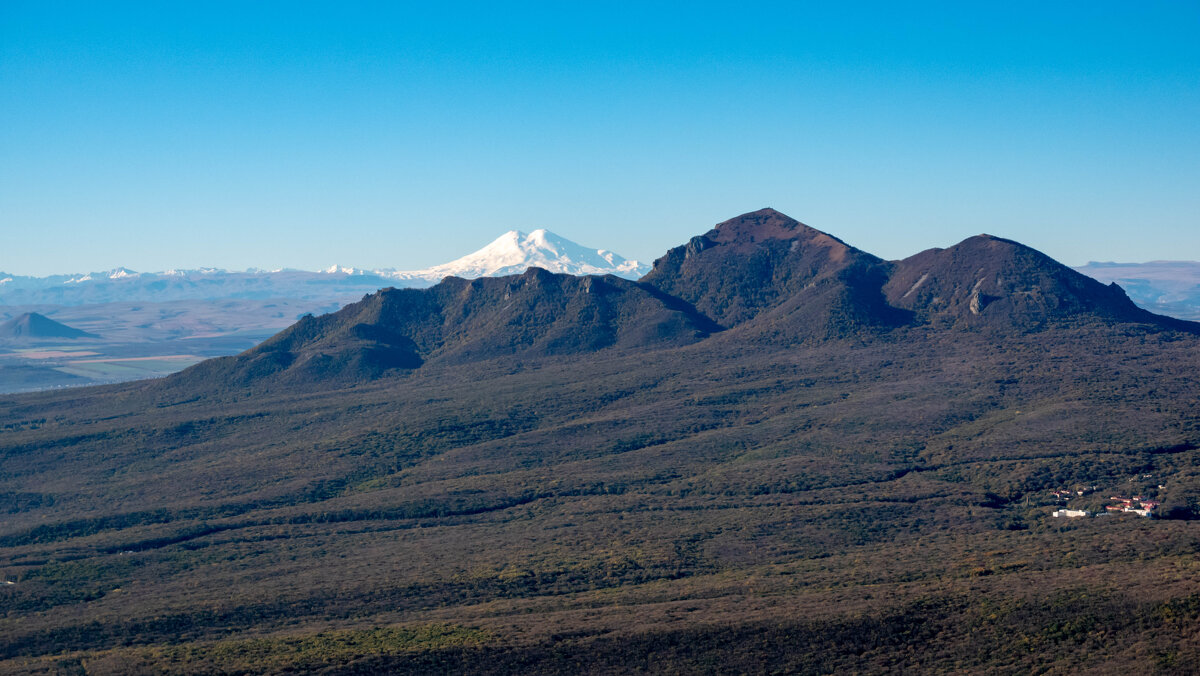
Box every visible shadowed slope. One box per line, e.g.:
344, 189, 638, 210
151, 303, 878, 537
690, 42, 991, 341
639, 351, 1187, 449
428, 268, 719, 363
172, 268, 719, 387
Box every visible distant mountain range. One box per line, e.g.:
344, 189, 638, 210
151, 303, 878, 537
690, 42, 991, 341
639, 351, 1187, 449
5, 229, 1196, 322
0, 230, 650, 307
1073, 261, 1200, 320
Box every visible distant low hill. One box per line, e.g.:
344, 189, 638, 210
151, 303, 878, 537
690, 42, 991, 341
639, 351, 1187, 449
0, 312, 97, 340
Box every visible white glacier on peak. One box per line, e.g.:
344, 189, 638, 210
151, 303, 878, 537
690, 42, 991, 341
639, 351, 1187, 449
382, 229, 648, 283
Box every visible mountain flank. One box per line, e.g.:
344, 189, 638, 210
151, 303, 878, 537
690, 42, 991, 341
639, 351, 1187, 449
177, 268, 718, 385
884, 234, 1172, 329
0, 312, 98, 340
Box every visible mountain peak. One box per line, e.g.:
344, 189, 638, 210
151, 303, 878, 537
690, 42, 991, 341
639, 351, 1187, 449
961, 233, 1027, 249
320, 265, 360, 275
884, 233, 1166, 327
396, 229, 648, 281
107, 267, 139, 279
708, 208, 848, 249
642, 209, 888, 329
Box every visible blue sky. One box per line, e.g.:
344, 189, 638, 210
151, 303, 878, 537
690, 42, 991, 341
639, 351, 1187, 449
2, 1, 1197, 275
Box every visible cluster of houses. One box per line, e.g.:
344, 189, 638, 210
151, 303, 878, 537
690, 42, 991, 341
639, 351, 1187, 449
1048, 477, 1164, 519
1104, 495, 1158, 517
1051, 494, 1160, 518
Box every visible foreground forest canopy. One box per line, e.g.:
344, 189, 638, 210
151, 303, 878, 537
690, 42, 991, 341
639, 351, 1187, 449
2, 209, 1199, 674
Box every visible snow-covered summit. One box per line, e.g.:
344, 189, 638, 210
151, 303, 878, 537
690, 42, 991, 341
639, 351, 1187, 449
320, 265, 362, 275
386, 229, 648, 282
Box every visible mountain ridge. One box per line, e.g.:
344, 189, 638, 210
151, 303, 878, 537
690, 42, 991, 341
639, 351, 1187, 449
164, 208, 1199, 390
174, 268, 719, 387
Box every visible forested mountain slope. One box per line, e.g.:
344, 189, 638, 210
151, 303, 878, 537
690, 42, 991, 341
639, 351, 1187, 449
2, 210, 1199, 674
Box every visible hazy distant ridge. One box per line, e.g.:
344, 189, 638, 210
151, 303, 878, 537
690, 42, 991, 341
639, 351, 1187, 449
1075, 261, 1200, 320
7, 234, 1198, 321
0, 230, 650, 306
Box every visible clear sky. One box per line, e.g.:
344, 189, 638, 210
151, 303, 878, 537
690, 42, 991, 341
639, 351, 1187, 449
2, 1, 1197, 276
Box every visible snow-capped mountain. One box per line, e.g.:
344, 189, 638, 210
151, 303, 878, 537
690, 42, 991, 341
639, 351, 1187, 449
383, 229, 647, 283
0, 231, 650, 306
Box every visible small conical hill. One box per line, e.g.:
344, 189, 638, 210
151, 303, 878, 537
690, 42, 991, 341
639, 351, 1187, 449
0, 312, 97, 340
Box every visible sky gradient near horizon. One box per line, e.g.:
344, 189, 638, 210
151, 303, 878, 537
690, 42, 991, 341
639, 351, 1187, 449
2, 2, 1198, 276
